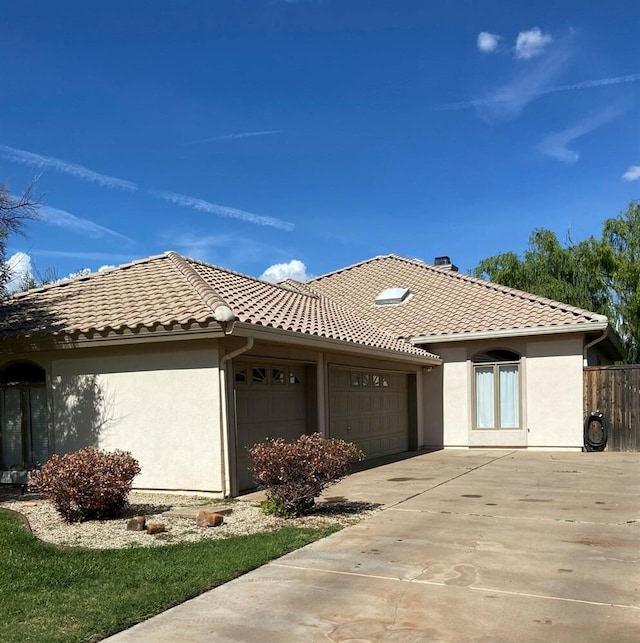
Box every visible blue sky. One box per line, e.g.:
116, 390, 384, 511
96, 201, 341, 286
1, 0, 639, 288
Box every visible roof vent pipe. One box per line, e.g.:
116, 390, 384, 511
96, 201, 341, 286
434, 256, 458, 272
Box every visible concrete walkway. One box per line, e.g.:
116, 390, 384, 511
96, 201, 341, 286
107, 450, 640, 642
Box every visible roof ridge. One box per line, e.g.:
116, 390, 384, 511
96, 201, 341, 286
165, 252, 235, 322
185, 256, 320, 298
308, 253, 398, 282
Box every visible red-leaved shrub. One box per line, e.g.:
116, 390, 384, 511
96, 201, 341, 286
249, 433, 363, 517
29, 447, 141, 523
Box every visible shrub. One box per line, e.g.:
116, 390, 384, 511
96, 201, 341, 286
29, 447, 141, 523
249, 433, 363, 518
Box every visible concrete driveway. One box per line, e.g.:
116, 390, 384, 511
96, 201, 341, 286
107, 450, 640, 642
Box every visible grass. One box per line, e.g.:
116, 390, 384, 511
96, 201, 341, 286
0, 509, 338, 643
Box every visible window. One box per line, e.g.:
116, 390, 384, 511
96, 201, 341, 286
0, 362, 48, 469
472, 350, 520, 430
252, 367, 267, 384
349, 370, 392, 388
235, 363, 304, 387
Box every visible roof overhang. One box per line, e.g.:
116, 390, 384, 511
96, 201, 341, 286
409, 320, 609, 346
232, 323, 442, 366
0, 322, 229, 354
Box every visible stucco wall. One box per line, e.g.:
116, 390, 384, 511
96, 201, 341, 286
525, 336, 584, 447
421, 335, 585, 449
50, 343, 222, 492
440, 346, 469, 447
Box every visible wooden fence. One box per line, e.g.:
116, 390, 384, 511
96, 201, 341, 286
584, 365, 640, 452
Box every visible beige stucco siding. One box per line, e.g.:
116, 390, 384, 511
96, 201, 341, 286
50, 344, 222, 492
440, 347, 469, 447
525, 337, 584, 448
421, 335, 585, 449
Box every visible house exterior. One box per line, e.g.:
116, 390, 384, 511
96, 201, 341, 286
0, 251, 621, 496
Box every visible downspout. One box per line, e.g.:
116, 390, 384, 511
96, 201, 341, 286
219, 337, 254, 497
583, 327, 608, 365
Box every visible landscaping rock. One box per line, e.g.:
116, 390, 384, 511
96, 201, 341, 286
196, 510, 224, 527
162, 504, 233, 519
146, 523, 166, 535
127, 516, 146, 531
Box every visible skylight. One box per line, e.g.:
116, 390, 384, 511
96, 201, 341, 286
374, 287, 411, 306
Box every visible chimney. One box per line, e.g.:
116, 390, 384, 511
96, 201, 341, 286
434, 256, 458, 272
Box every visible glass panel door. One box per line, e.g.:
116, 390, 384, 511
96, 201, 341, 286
475, 367, 495, 429
1, 388, 24, 469
499, 365, 519, 429
28, 387, 48, 466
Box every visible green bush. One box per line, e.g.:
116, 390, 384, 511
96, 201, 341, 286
29, 447, 141, 523
249, 433, 363, 517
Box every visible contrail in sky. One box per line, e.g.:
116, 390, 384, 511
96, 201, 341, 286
40, 205, 134, 243
150, 189, 295, 231
0, 143, 138, 191
440, 72, 640, 111
186, 130, 283, 144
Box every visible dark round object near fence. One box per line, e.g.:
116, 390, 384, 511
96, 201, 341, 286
584, 412, 607, 452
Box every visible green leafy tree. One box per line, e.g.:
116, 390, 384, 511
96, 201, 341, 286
602, 202, 640, 363
0, 181, 41, 295
473, 201, 639, 363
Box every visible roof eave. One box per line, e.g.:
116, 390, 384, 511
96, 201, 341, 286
0, 323, 229, 353
409, 321, 609, 345
232, 323, 442, 365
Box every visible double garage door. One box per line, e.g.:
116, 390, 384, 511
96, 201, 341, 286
235, 361, 410, 491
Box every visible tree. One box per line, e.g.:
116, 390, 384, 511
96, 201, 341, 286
0, 181, 41, 295
473, 201, 639, 364
602, 202, 640, 363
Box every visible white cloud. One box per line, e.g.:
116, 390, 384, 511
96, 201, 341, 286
260, 259, 308, 282
5, 252, 33, 293
187, 130, 283, 144
477, 32, 501, 53
515, 27, 552, 60
151, 189, 294, 231
40, 205, 134, 243
0, 144, 137, 191
98, 264, 116, 272
536, 106, 622, 164
622, 166, 640, 181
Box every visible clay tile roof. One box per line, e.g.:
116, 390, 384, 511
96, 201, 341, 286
0, 253, 223, 338
186, 258, 437, 358
0, 252, 437, 360
307, 254, 607, 340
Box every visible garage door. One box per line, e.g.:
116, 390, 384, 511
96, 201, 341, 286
235, 361, 308, 491
329, 366, 409, 460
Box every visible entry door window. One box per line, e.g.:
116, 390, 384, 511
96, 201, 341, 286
473, 350, 520, 430
0, 363, 48, 469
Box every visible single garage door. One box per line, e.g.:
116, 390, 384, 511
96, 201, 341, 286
235, 361, 308, 491
329, 366, 409, 460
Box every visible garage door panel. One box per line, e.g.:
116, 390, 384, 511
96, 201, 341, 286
235, 361, 309, 491
329, 367, 410, 460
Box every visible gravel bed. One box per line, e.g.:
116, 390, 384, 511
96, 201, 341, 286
0, 488, 380, 549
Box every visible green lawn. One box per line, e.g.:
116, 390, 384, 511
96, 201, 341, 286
0, 509, 337, 643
